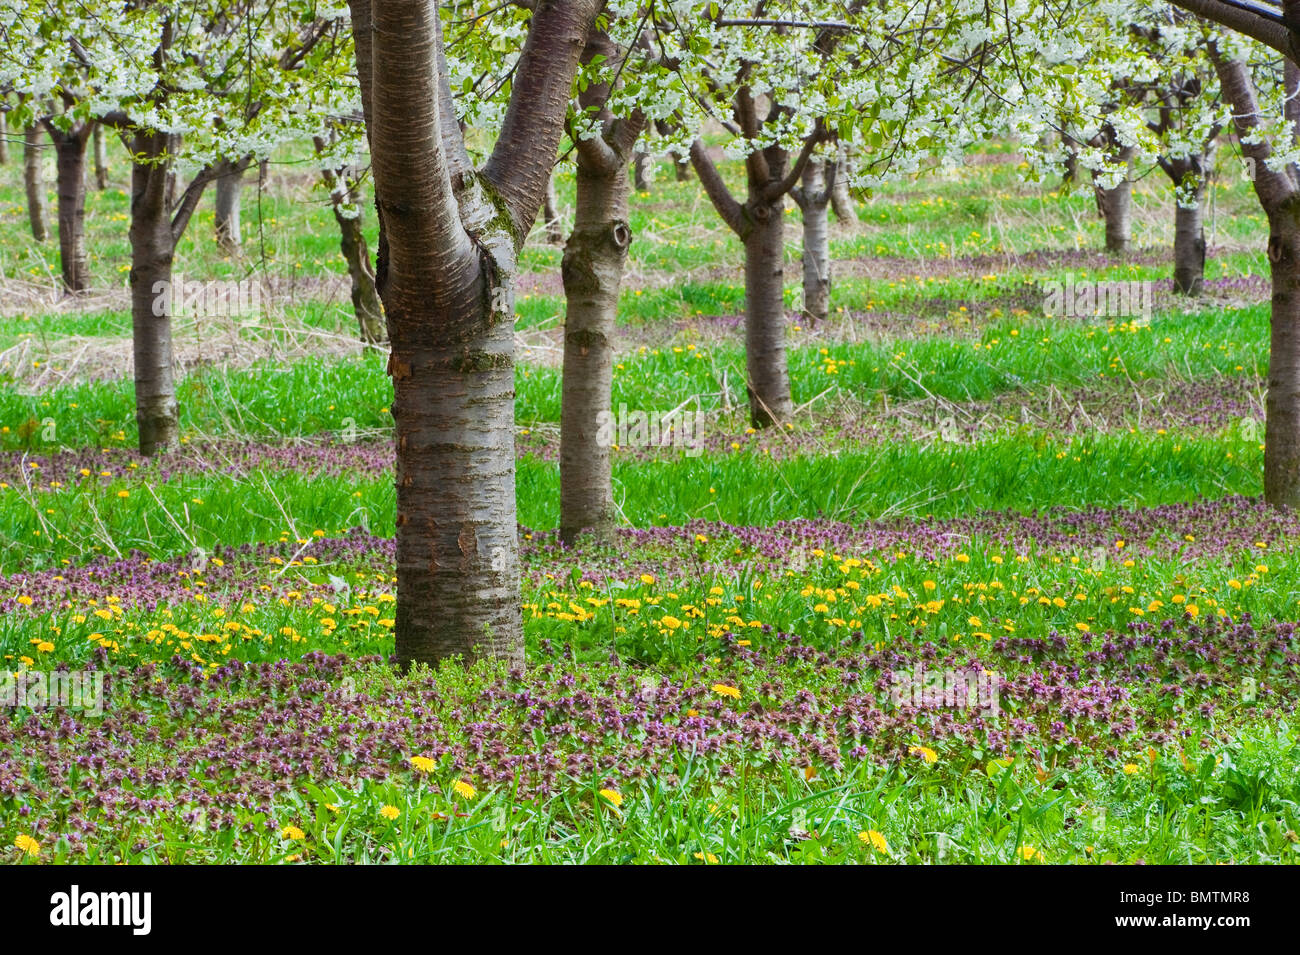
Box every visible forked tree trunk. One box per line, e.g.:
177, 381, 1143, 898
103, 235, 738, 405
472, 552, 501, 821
352, 0, 597, 666
1213, 50, 1300, 508
214, 166, 244, 254
794, 156, 831, 323
125, 132, 219, 456
543, 173, 564, 244
93, 123, 108, 189
691, 101, 820, 428
24, 126, 48, 242
46, 122, 91, 292
129, 133, 180, 456
559, 31, 642, 545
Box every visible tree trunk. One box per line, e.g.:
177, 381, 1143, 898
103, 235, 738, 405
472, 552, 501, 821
49, 125, 90, 292
93, 122, 108, 189
543, 172, 564, 244
560, 145, 631, 544
1173, 190, 1207, 296
129, 133, 180, 456
1265, 216, 1300, 506
24, 126, 48, 242
336, 205, 385, 345
796, 157, 831, 323
214, 166, 243, 254
0, 110, 8, 164
633, 151, 649, 191
830, 142, 855, 224
355, 0, 597, 667
1094, 141, 1135, 255
1212, 49, 1300, 508
744, 197, 793, 426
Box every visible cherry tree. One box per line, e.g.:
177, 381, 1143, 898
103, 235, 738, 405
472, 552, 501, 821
349, 0, 600, 665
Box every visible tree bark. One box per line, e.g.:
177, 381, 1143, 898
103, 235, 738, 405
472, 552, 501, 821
690, 99, 822, 427
543, 172, 564, 244
354, 0, 598, 667
93, 122, 108, 189
129, 133, 180, 456
23, 126, 48, 242
633, 151, 649, 191
559, 31, 642, 545
0, 110, 8, 165
794, 156, 831, 323
214, 165, 244, 254
830, 142, 855, 224
1093, 132, 1135, 255
1173, 187, 1208, 296
314, 137, 385, 346
46, 122, 91, 292
1213, 48, 1300, 508
126, 131, 220, 456
743, 195, 793, 425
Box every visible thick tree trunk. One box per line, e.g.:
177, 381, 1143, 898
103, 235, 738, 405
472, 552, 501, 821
214, 166, 243, 254
543, 173, 564, 244
129, 135, 180, 456
744, 198, 793, 426
49, 126, 90, 292
796, 157, 831, 323
1173, 192, 1207, 296
23, 126, 48, 242
1265, 216, 1300, 506
830, 142, 855, 224
93, 123, 108, 189
1212, 49, 1300, 508
560, 148, 631, 544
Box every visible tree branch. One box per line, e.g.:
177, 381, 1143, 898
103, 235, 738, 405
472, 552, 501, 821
481, 0, 601, 243
689, 138, 746, 236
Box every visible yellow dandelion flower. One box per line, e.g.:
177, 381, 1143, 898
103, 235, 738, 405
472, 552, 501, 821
453, 780, 476, 800
711, 683, 740, 699
598, 788, 623, 808
379, 805, 400, 821
408, 755, 435, 773
281, 825, 305, 840
859, 830, 890, 855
